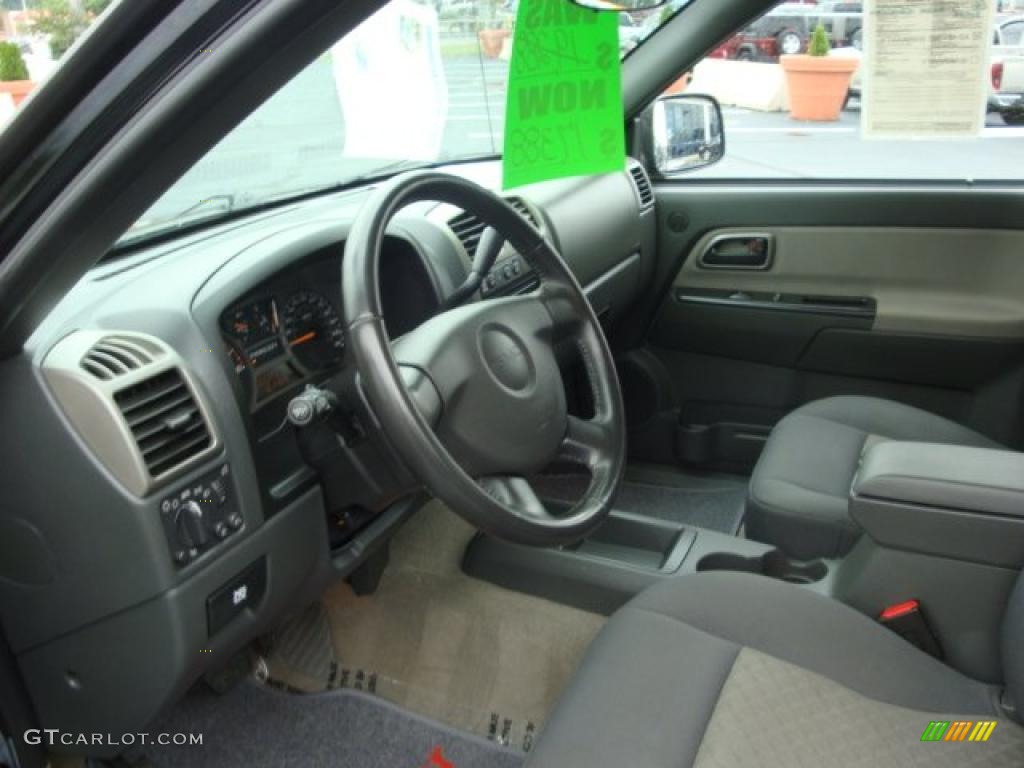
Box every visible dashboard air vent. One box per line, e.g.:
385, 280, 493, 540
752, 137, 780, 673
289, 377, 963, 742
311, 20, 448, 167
81, 335, 160, 380
448, 196, 536, 255
628, 164, 654, 211
507, 197, 538, 227
448, 209, 487, 256
114, 368, 212, 478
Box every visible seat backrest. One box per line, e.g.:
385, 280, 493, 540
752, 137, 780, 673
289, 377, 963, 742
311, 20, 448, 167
1003, 571, 1024, 716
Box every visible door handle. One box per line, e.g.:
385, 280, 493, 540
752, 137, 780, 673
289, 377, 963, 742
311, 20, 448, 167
699, 233, 774, 270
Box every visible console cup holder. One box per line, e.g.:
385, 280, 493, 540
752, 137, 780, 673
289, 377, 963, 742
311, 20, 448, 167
696, 549, 827, 585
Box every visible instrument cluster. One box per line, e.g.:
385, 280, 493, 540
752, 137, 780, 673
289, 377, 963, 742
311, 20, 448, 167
221, 288, 345, 407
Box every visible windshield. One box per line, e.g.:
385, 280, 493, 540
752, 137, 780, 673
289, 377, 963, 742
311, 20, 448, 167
113, 0, 685, 245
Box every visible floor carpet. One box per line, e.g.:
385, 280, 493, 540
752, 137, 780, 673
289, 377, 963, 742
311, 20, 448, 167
263, 502, 605, 753
142, 680, 523, 768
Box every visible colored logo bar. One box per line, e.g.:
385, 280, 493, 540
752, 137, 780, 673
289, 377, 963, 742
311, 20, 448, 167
921, 721, 997, 742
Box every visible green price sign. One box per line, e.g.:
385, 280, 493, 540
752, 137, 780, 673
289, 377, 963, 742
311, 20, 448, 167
502, 0, 626, 189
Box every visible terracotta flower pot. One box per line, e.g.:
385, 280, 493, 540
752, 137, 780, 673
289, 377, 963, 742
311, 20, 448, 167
664, 71, 692, 96
780, 55, 858, 121
478, 29, 509, 59
0, 80, 34, 107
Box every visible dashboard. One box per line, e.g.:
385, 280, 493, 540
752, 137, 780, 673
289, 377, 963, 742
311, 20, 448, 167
3, 161, 656, 755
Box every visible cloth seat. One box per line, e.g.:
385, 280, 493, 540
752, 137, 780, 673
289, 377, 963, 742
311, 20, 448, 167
746, 395, 1000, 559
525, 572, 1024, 768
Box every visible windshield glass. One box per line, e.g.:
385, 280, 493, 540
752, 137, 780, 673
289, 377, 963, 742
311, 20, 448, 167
112, 0, 684, 244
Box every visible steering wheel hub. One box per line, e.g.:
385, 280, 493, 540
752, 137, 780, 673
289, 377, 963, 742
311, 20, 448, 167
480, 324, 533, 392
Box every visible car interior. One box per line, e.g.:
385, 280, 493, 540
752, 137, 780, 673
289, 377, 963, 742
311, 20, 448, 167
1, 0, 1024, 766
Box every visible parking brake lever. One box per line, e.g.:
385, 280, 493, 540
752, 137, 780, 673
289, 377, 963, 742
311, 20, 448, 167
442, 226, 504, 310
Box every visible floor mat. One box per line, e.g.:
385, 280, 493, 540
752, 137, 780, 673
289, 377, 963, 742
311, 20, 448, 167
263, 502, 605, 753
530, 464, 747, 534
142, 680, 523, 768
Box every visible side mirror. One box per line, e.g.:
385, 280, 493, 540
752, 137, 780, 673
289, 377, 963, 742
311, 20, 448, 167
647, 94, 725, 176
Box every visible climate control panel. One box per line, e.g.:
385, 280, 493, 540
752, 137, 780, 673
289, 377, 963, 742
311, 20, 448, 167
159, 463, 243, 568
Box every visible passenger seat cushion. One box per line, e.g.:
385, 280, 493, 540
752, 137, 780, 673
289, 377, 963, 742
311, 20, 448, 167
747, 396, 1000, 559
525, 573, 1001, 768
525, 604, 741, 768
693, 648, 1024, 768
631, 572, 997, 714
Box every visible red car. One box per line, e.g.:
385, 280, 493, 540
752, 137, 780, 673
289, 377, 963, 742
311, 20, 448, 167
710, 2, 862, 62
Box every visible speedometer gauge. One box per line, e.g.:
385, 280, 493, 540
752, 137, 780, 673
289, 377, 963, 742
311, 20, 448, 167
281, 291, 345, 370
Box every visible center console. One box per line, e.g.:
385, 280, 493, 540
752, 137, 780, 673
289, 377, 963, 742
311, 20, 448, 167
833, 441, 1024, 681
464, 503, 834, 615
464, 441, 1024, 684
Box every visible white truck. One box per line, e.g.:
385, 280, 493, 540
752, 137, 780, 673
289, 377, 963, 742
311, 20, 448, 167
991, 15, 1024, 124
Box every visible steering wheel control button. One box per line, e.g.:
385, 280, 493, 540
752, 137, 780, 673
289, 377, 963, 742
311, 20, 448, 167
480, 326, 534, 392
482, 257, 531, 297
159, 464, 240, 569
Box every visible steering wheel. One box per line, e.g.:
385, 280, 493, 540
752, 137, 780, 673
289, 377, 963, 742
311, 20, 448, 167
342, 171, 626, 546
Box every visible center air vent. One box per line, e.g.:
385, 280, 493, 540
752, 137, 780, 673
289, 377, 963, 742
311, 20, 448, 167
81, 335, 162, 380
115, 369, 212, 478
448, 196, 537, 255
628, 163, 654, 211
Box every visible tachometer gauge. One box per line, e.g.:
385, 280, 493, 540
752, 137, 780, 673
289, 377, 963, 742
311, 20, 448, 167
227, 299, 277, 346
281, 291, 345, 370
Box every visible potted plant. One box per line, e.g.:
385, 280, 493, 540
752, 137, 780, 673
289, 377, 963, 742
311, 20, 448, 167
780, 23, 858, 121
0, 42, 33, 108
478, 24, 510, 59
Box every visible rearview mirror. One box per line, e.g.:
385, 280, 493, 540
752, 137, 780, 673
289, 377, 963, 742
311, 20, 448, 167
570, 0, 667, 11
649, 94, 725, 175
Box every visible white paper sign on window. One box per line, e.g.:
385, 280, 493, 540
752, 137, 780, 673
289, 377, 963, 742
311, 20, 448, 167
862, 0, 996, 138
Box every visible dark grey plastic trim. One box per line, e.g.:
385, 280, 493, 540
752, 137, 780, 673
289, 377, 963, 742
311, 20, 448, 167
851, 442, 1024, 568
674, 290, 877, 319
15, 486, 330, 756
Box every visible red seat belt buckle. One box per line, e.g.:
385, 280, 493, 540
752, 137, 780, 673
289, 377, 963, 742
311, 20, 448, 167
878, 599, 943, 659
879, 599, 920, 622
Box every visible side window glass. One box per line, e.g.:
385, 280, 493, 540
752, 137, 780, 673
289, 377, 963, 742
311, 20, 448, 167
1001, 22, 1023, 46
678, 1, 1022, 181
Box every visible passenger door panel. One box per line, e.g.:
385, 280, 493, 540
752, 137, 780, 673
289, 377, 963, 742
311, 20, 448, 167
628, 187, 1024, 471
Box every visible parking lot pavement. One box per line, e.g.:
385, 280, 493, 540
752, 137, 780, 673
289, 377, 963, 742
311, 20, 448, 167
440, 54, 508, 157
703, 103, 1024, 180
